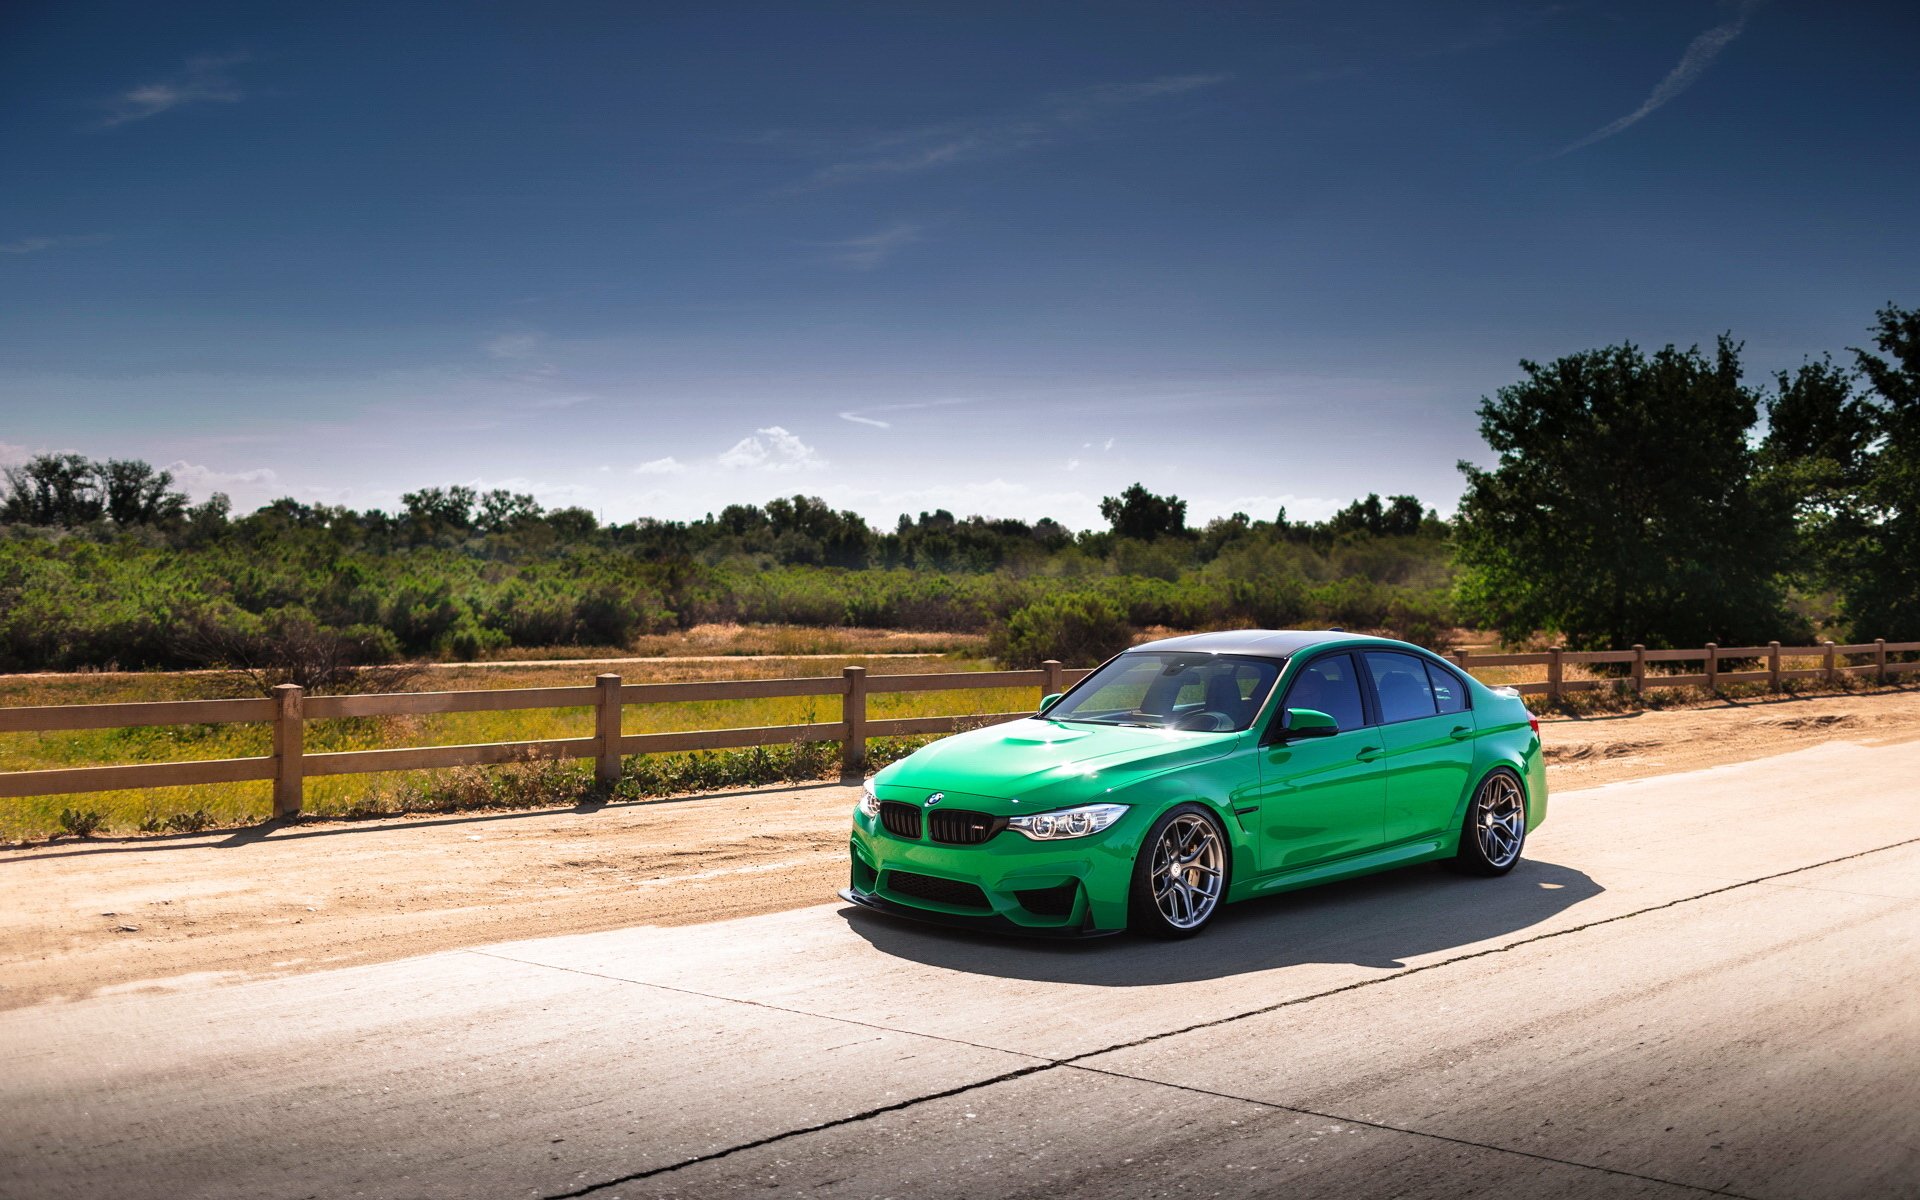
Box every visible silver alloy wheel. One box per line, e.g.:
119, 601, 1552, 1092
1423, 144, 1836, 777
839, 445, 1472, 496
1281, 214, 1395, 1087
1151, 813, 1225, 929
1475, 773, 1526, 868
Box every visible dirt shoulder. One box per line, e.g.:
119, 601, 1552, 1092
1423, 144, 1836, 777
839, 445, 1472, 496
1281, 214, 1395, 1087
6, 688, 1920, 1012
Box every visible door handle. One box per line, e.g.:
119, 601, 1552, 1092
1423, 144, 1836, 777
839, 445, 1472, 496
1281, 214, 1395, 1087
1356, 745, 1381, 762
1449, 725, 1473, 741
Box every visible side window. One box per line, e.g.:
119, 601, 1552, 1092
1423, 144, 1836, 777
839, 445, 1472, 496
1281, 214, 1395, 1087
1281, 653, 1367, 733
1426, 662, 1468, 714
1365, 651, 1439, 724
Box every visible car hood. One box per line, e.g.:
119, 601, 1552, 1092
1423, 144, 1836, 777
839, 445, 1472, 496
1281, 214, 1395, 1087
873, 717, 1240, 813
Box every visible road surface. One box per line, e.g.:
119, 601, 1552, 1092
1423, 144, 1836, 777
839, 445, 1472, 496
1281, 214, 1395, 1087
6, 739, 1918, 1199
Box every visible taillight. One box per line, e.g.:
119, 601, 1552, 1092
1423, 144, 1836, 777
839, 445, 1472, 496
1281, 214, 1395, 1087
1528, 713, 1540, 736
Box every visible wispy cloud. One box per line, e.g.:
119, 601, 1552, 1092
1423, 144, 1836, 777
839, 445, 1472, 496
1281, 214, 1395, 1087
836, 397, 975, 430
98, 52, 250, 128
797, 73, 1230, 189
0, 442, 33, 467
1, 233, 109, 255
632, 456, 685, 476
1554, 1, 1761, 157
817, 222, 923, 270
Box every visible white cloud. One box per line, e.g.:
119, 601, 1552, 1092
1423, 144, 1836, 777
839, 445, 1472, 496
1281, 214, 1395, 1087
799, 73, 1230, 188
162, 459, 281, 502
633, 456, 685, 475
1554, 2, 1760, 156
818, 222, 922, 270
1065, 458, 1082, 471
99, 52, 251, 128
1, 234, 108, 255
0, 442, 32, 467
717, 425, 824, 471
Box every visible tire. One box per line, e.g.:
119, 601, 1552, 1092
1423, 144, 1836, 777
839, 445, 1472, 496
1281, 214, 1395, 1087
1128, 803, 1230, 938
1453, 768, 1527, 876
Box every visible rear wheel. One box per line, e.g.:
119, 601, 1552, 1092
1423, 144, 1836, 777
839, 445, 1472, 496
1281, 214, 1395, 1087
1454, 769, 1526, 876
1128, 804, 1228, 938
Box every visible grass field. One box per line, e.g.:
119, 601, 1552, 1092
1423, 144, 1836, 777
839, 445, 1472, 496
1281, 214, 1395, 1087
0, 654, 1027, 842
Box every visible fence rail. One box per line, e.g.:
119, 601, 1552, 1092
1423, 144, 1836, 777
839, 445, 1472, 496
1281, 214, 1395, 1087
1448, 639, 1920, 699
2, 638, 1916, 813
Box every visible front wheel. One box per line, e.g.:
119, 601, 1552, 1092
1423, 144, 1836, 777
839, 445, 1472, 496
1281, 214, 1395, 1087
1454, 769, 1527, 876
1128, 804, 1229, 938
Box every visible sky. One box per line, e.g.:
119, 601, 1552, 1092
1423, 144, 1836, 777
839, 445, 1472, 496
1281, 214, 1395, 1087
3, 1, 1918, 529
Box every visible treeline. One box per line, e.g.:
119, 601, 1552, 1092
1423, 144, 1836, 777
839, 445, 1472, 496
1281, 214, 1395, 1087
0, 455, 1453, 672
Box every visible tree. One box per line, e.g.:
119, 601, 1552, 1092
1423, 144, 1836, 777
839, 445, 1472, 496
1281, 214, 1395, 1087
99, 459, 187, 526
1, 453, 103, 526
1454, 338, 1797, 649
1831, 305, 1920, 636
1099, 484, 1186, 541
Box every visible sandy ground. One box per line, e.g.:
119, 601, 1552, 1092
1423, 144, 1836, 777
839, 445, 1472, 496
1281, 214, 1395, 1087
4, 687, 1919, 1012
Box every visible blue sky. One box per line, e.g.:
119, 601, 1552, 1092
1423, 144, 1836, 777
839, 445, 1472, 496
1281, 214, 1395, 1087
3, 1, 1917, 528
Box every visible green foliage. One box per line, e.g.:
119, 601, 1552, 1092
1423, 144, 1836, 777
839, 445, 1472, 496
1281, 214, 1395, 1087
990, 594, 1134, 667
1455, 337, 1800, 649
58, 807, 105, 838
1835, 306, 1920, 637
1099, 483, 1188, 541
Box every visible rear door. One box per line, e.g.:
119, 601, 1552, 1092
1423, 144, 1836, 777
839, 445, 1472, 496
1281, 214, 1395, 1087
1363, 650, 1475, 846
1254, 652, 1386, 872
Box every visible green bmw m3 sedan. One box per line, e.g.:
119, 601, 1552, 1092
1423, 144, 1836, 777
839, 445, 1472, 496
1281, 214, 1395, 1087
841, 629, 1545, 938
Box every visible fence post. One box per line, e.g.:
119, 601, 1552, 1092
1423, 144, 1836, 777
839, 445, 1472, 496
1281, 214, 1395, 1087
1042, 659, 1063, 706
842, 665, 868, 777
1768, 641, 1781, 693
1824, 640, 1837, 688
1877, 638, 1888, 685
1547, 647, 1564, 704
595, 673, 622, 789
272, 683, 303, 819
1632, 645, 1646, 695
1704, 643, 1718, 694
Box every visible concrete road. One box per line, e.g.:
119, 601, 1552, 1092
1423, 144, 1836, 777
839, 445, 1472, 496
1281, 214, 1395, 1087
5, 740, 1918, 1200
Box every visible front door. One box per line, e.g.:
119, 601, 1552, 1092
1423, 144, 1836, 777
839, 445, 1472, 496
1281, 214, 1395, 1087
1255, 652, 1385, 872
1363, 650, 1476, 846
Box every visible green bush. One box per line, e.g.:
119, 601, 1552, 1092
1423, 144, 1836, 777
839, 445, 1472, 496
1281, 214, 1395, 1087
990, 594, 1133, 667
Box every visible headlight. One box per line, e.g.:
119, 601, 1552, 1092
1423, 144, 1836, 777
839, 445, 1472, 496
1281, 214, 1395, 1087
858, 781, 880, 818
1007, 803, 1128, 841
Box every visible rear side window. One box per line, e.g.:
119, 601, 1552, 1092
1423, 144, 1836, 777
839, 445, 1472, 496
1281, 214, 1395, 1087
1426, 662, 1469, 714
1365, 651, 1439, 724
1281, 653, 1367, 733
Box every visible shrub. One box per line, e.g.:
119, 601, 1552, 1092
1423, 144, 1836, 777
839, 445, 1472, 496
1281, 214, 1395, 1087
58, 807, 106, 838
990, 594, 1133, 667
163, 808, 214, 833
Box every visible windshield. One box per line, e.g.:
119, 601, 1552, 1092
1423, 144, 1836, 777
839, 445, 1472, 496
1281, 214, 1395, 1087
1046, 652, 1283, 732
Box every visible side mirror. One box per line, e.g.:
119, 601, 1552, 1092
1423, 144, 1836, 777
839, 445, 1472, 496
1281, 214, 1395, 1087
1039, 692, 1064, 713
1279, 707, 1338, 739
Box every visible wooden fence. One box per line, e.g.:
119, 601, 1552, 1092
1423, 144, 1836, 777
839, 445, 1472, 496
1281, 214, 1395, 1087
1450, 639, 1920, 702
0, 662, 1089, 817
2, 639, 1915, 816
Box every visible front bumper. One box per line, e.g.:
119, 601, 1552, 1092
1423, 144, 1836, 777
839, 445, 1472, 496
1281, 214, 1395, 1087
846, 809, 1141, 936
837, 886, 1120, 939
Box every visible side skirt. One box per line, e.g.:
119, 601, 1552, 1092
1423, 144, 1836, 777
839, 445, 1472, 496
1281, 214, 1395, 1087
1231, 838, 1451, 901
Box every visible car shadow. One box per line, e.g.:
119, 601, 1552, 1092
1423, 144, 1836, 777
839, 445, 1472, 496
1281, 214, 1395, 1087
839, 857, 1603, 986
